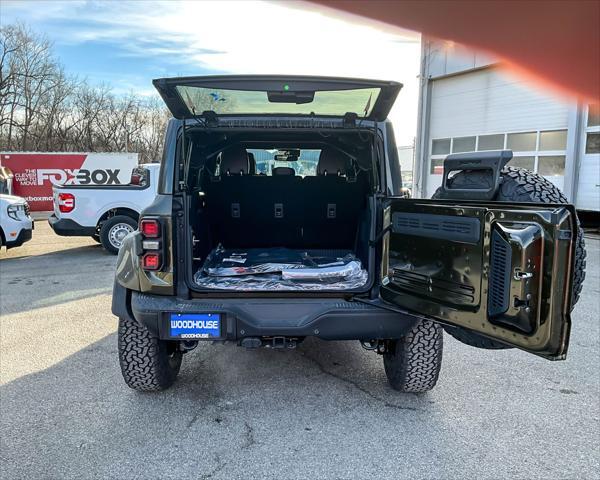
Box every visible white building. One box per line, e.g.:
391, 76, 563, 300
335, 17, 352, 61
413, 38, 599, 214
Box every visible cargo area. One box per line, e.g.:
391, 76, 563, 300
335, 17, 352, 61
194, 246, 368, 291
185, 129, 377, 292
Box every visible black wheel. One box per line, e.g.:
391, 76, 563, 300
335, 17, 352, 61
383, 320, 443, 393
433, 166, 587, 349
99, 215, 137, 254
118, 317, 183, 392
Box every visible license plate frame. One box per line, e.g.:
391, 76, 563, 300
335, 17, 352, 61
168, 313, 222, 339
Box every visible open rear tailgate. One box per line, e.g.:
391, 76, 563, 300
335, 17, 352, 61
153, 75, 402, 122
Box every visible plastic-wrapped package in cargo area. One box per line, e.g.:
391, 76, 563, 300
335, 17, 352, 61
194, 245, 368, 291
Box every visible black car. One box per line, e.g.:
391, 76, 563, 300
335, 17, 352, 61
112, 75, 586, 392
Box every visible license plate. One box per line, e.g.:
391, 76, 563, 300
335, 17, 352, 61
169, 313, 221, 339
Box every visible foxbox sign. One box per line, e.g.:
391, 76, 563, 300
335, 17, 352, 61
0, 152, 138, 211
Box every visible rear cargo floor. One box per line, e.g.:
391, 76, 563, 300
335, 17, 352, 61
194, 246, 368, 291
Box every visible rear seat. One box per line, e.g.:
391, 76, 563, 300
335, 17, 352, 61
206, 147, 302, 248
205, 146, 365, 249
302, 148, 366, 248
204, 146, 252, 247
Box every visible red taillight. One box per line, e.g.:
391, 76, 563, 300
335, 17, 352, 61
58, 193, 75, 213
140, 218, 163, 271
140, 219, 160, 237
130, 173, 141, 185
142, 253, 161, 270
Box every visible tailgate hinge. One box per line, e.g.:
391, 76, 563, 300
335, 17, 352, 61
343, 112, 358, 128
350, 296, 414, 316
201, 110, 219, 127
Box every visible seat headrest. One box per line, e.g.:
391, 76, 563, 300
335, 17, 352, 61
247, 152, 256, 175
220, 146, 249, 175
272, 166, 295, 176
317, 148, 349, 176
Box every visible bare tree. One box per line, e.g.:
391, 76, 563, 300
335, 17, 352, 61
0, 22, 169, 162
9, 25, 55, 149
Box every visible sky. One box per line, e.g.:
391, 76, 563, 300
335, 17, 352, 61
2, 0, 421, 144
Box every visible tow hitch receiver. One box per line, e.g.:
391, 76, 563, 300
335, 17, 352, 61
360, 339, 387, 354
240, 336, 298, 349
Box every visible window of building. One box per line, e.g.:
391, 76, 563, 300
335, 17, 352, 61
429, 129, 569, 177
430, 158, 444, 174
432, 138, 451, 155
452, 136, 476, 153
538, 155, 566, 176
539, 130, 568, 151
586, 133, 600, 154
477, 134, 504, 151
588, 104, 600, 127
430, 138, 450, 173
507, 132, 537, 151
509, 156, 535, 171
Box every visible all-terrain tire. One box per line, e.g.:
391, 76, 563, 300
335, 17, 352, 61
383, 320, 443, 393
118, 317, 182, 392
433, 166, 586, 349
99, 215, 137, 254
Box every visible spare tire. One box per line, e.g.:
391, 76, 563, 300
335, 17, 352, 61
433, 166, 586, 349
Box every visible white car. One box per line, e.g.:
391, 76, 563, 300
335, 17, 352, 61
48, 164, 160, 254
0, 194, 33, 249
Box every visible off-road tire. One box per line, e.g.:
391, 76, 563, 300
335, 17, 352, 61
383, 320, 443, 393
433, 166, 586, 349
99, 215, 137, 254
118, 317, 182, 392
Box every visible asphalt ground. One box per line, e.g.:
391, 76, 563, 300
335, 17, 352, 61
1, 222, 599, 479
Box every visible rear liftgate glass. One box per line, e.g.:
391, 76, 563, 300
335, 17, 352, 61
379, 199, 577, 360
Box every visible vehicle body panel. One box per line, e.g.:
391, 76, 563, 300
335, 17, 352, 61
49, 164, 160, 232
0, 193, 33, 248
115, 194, 175, 295
112, 288, 419, 342
380, 198, 576, 359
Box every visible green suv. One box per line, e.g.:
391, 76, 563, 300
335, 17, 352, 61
112, 75, 586, 392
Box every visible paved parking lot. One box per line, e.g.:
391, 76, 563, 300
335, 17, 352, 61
1, 221, 599, 479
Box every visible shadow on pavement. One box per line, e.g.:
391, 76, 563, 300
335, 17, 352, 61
0, 243, 108, 262
0, 244, 115, 315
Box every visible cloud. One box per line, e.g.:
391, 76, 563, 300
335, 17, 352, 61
2, 0, 421, 143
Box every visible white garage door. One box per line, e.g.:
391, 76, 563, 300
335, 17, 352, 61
576, 105, 600, 211
425, 68, 570, 198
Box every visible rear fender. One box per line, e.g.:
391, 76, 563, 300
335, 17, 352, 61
111, 280, 135, 323
115, 194, 175, 295
115, 232, 142, 291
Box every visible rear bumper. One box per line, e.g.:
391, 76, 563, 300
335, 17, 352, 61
48, 214, 96, 236
121, 289, 419, 341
